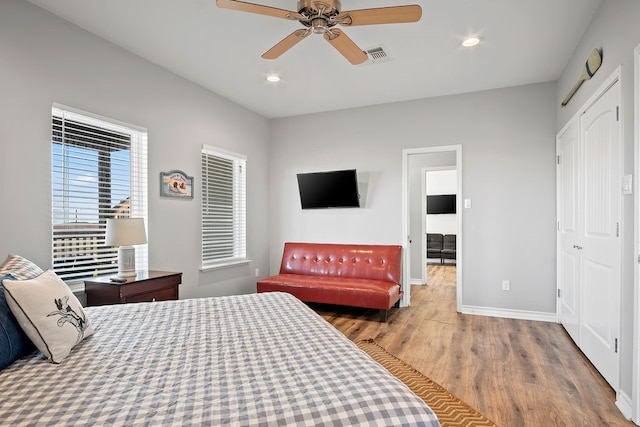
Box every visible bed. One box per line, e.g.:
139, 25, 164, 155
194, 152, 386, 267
0, 291, 440, 426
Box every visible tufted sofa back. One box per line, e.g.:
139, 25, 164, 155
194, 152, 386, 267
279, 242, 402, 284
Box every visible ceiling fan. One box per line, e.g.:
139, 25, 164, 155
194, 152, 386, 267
216, 0, 422, 65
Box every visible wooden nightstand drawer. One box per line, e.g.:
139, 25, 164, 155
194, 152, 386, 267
85, 270, 182, 307
125, 287, 177, 303
117, 274, 181, 298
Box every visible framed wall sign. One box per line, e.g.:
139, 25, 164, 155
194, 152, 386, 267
160, 170, 194, 199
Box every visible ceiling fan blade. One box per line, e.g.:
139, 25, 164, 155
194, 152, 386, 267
337, 5, 422, 26
323, 29, 368, 65
262, 29, 311, 59
216, 0, 303, 20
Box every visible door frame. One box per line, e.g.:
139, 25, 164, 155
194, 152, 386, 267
402, 145, 462, 309
633, 42, 640, 425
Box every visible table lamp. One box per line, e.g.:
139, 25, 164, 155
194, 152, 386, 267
105, 218, 147, 278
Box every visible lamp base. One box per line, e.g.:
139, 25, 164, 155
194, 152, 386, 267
117, 246, 137, 278
117, 270, 137, 278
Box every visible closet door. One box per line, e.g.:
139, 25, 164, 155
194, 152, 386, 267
579, 81, 621, 389
557, 120, 581, 344
557, 78, 622, 390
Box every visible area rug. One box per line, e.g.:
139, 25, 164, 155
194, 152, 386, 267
357, 339, 497, 427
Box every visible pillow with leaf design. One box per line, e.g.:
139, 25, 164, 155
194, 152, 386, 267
3, 270, 93, 363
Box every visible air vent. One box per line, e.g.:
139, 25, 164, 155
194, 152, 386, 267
365, 46, 391, 64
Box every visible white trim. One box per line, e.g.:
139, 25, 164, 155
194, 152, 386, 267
401, 145, 462, 310
202, 144, 247, 161
633, 42, 640, 425
52, 102, 147, 133
401, 150, 410, 307
200, 258, 251, 272
616, 389, 633, 422
421, 167, 427, 286
460, 305, 557, 323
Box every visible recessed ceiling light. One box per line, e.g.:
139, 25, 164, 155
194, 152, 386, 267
266, 75, 281, 83
461, 37, 481, 48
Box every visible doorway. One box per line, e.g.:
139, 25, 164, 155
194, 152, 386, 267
402, 145, 462, 310
423, 168, 458, 284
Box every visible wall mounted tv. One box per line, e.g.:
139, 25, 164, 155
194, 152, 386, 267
427, 194, 456, 214
297, 169, 360, 209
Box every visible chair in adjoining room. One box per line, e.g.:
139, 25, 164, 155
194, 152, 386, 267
426, 233, 443, 262
441, 234, 456, 264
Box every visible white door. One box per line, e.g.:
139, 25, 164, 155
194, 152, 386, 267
557, 120, 581, 344
579, 81, 621, 389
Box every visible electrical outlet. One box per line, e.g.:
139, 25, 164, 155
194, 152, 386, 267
502, 280, 510, 291
255, 268, 260, 278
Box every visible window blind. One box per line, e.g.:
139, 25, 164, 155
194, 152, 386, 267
51, 105, 148, 282
201, 145, 247, 268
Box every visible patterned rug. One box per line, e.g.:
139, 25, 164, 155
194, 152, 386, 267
357, 339, 497, 427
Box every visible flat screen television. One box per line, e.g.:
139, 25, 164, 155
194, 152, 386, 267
297, 169, 360, 209
427, 194, 456, 214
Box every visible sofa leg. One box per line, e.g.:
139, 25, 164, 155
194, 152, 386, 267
379, 309, 389, 322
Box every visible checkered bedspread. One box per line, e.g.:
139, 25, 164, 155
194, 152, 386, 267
0, 292, 440, 426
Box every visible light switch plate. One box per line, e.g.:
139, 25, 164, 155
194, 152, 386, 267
464, 199, 472, 209
623, 174, 633, 195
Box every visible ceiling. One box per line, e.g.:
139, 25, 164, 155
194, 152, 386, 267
26, 0, 602, 119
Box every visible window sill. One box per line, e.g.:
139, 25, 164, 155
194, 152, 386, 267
200, 259, 251, 272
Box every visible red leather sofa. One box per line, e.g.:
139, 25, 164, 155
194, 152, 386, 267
257, 242, 403, 322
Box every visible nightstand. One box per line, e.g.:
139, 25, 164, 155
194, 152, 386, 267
84, 270, 182, 307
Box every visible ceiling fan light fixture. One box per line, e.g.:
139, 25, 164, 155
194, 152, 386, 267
461, 36, 481, 48
266, 74, 281, 83
311, 17, 329, 34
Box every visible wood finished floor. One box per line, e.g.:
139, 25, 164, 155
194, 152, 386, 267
312, 264, 634, 427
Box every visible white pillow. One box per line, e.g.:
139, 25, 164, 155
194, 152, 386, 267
2, 270, 94, 363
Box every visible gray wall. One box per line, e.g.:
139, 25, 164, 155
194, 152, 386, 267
0, 0, 271, 299
556, 0, 640, 405
270, 82, 557, 314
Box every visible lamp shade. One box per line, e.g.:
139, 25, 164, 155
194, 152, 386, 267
105, 218, 147, 247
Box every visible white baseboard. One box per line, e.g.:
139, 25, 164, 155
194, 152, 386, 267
409, 278, 423, 285
460, 305, 557, 323
615, 390, 634, 422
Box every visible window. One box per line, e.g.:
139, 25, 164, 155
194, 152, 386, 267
51, 105, 148, 282
201, 145, 247, 269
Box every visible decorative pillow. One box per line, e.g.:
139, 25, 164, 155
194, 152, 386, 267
0, 274, 35, 370
0, 254, 44, 280
3, 270, 93, 363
